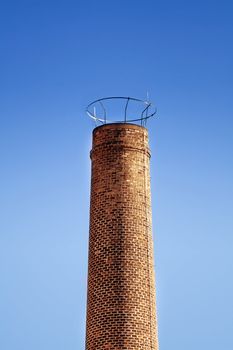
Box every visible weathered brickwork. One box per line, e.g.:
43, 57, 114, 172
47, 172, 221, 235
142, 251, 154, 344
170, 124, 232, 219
85, 123, 159, 350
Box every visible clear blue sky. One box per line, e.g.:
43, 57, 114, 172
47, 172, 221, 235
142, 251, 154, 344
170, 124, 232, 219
0, 0, 232, 349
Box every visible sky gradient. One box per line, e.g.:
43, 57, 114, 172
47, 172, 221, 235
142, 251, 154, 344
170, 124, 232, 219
0, 0, 233, 349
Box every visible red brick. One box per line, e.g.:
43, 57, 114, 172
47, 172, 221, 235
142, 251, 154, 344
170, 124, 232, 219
85, 123, 159, 350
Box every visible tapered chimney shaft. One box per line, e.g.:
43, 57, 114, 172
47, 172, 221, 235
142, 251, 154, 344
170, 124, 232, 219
85, 123, 158, 349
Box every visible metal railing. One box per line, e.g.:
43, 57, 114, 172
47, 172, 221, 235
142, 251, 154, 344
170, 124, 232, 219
86, 96, 157, 127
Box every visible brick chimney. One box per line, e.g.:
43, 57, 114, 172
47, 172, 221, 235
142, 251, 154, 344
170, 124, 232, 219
85, 123, 159, 350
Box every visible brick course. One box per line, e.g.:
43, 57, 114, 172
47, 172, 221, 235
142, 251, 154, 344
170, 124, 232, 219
85, 123, 159, 350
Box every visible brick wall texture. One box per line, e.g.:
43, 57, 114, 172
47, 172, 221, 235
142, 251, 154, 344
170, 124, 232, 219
85, 123, 159, 350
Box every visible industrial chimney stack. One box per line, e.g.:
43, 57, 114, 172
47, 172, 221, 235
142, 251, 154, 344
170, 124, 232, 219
85, 98, 159, 350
